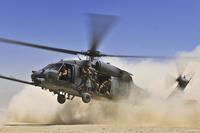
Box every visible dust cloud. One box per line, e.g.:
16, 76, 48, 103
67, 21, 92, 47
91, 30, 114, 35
5, 46, 200, 126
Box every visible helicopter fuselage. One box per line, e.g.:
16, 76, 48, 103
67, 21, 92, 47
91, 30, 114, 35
31, 59, 133, 103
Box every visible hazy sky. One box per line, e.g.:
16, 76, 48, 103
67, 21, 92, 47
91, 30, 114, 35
0, 0, 200, 107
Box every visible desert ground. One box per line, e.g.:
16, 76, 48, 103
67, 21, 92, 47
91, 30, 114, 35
1, 87, 200, 133
0, 124, 200, 133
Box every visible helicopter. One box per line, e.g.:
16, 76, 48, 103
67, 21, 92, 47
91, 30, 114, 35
167, 63, 193, 99
0, 14, 193, 104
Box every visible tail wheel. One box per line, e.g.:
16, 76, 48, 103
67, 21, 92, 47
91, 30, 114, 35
57, 94, 66, 104
81, 93, 91, 103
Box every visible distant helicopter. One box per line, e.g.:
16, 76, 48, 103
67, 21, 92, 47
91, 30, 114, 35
0, 14, 192, 104
167, 63, 193, 98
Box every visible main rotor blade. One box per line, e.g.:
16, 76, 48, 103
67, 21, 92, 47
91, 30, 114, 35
175, 60, 188, 76
88, 14, 118, 52
0, 37, 85, 55
165, 73, 177, 89
99, 53, 173, 59
0, 74, 35, 85
100, 53, 200, 60
168, 88, 183, 99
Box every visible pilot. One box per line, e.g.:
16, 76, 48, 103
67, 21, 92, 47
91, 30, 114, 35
58, 66, 68, 80
98, 78, 111, 95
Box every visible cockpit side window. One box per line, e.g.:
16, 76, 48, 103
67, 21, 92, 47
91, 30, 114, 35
53, 63, 62, 71
58, 63, 72, 81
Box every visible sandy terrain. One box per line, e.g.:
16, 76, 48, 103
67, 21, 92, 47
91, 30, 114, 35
0, 124, 200, 133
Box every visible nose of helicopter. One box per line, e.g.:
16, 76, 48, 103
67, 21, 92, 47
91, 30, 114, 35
31, 70, 59, 83
31, 70, 46, 84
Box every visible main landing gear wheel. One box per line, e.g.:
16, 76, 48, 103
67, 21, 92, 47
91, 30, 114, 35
57, 94, 66, 104
81, 93, 91, 103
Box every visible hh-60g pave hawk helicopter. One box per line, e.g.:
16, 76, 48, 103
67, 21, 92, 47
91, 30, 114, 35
0, 14, 193, 104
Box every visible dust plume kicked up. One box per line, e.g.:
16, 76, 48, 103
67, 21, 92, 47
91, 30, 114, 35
6, 46, 200, 126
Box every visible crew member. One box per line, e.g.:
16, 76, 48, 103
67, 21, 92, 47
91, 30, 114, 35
90, 74, 99, 93
77, 62, 93, 91
98, 78, 111, 95
87, 66, 99, 92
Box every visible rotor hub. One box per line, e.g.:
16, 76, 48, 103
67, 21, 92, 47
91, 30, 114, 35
86, 50, 101, 57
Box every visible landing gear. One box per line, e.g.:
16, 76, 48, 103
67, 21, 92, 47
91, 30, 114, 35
81, 93, 91, 103
67, 94, 75, 100
57, 94, 66, 104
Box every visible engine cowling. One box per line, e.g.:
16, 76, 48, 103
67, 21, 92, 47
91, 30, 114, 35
95, 61, 122, 77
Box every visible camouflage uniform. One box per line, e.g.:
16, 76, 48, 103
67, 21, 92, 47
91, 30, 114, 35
77, 63, 93, 91
98, 79, 111, 95
89, 70, 99, 93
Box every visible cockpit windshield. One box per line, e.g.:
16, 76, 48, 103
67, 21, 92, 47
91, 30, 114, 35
44, 63, 62, 71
